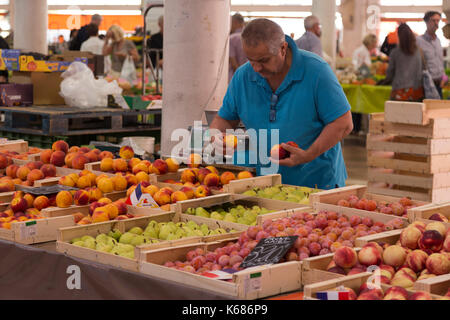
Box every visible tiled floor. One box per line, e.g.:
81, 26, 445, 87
342, 135, 368, 186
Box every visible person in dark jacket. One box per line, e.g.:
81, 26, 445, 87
69, 14, 102, 51
0, 33, 10, 83
146, 15, 163, 68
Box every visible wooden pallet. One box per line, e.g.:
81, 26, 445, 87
309, 185, 428, 224
138, 240, 303, 300
0, 106, 161, 136
385, 100, 450, 126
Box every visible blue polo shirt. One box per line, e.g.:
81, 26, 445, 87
218, 36, 350, 190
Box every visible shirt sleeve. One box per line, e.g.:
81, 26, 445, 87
311, 38, 323, 57
218, 72, 240, 121
315, 62, 351, 125
229, 36, 237, 59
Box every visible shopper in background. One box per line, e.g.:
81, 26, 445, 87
147, 15, 164, 69
417, 11, 446, 98
229, 13, 248, 82
103, 25, 140, 75
295, 15, 323, 57
381, 25, 399, 57
383, 23, 424, 102
352, 34, 377, 70
211, 19, 353, 189
80, 24, 104, 55
0, 30, 9, 83
70, 14, 102, 51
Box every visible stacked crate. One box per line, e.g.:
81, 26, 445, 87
367, 100, 450, 203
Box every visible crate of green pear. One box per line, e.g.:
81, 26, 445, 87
138, 240, 303, 300
223, 174, 321, 206
56, 212, 245, 271
175, 193, 306, 227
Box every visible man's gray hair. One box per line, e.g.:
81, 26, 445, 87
91, 14, 102, 23
304, 15, 319, 30
232, 13, 244, 25
241, 19, 285, 55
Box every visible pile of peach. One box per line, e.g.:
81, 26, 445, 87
328, 283, 449, 300
0, 176, 15, 192
159, 211, 405, 275
3, 162, 57, 187
54, 188, 107, 208
40, 140, 115, 169
327, 221, 449, 288
100, 156, 179, 176
166, 166, 253, 190
337, 196, 417, 218
0, 147, 41, 164
59, 170, 135, 194
126, 184, 211, 210
0, 191, 48, 229
72, 197, 132, 225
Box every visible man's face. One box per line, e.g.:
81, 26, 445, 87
243, 41, 288, 79
313, 23, 322, 38
427, 14, 441, 34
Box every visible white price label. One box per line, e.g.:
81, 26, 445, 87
20, 221, 37, 240
244, 272, 262, 295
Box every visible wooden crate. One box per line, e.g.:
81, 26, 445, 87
56, 220, 139, 272
118, 213, 246, 259
138, 240, 302, 300
385, 100, 450, 126
309, 185, 427, 224
408, 202, 450, 225
303, 273, 443, 300
0, 214, 76, 244
413, 274, 450, 297
223, 174, 318, 206
0, 140, 28, 153
354, 229, 402, 248
174, 193, 307, 229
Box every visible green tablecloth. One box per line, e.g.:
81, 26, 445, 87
341, 84, 450, 114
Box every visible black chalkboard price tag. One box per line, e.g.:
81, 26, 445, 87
239, 236, 298, 269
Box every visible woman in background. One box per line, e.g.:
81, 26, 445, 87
384, 23, 424, 101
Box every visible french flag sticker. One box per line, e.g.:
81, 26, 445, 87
125, 183, 159, 208
316, 291, 350, 300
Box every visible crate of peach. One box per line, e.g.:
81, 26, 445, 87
223, 174, 321, 206
0, 191, 77, 244
303, 272, 445, 300
407, 202, 450, 224
0, 139, 41, 164
309, 185, 428, 223
303, 219, 449, 292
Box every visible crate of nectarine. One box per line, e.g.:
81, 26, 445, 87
223, 174, 321, 206
303, 272, 445, 300
309, 185, 429, 223
407, 202, 450, 225
138, 238, 302, 300
306, 219, 450, 291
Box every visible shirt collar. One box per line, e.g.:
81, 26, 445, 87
232, 28, 243, 34
423, 32, 437, 41
250, 35, 305, 91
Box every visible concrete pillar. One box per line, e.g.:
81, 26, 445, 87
341, 0, 381, 58
444, 0, 450, 18
312, 0, 336, 68
161, 0, 230, 156
13, 0, 48, 54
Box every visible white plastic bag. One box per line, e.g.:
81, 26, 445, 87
59, 61, 123, 109
120, 56, 137, 83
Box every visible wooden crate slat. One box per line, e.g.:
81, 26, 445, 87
407, 202, 450, 224
0, 140, 28, 153
413, 274, 450, 296
385, 100, 450, 126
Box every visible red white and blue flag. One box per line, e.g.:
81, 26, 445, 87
125, 183, 159, 208
316, 291, 350, 300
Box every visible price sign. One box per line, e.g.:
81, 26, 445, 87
239, 236, 298, 269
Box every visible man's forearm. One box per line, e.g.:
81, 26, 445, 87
306, 112, 353, 160
210, 115, 239, 133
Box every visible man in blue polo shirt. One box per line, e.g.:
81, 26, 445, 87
210, 19, 353, 190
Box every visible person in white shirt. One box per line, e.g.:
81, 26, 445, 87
80, 24, 104, 55
352, 34, 377, 70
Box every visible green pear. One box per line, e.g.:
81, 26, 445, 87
106, 237, 117, 246
84, 238, 96, 250
200, 224, 209, 236
260, 208, 269, 215
194, 229, 204, 237
206, 229, 216, 236
71, 237, 82, 244
215, 228, 227, 234
243, 211, 257, 223
72, 240, 85, 247
176, 222, 185, 228
96, 242, 113, 253
81, 235, 95, 242
210, 211, 223, 220
143, 228, 158, 239
243, 190, 257, 197
237, 217, 250, 225
195, 207, 210, 218
119, 250, 135, 259
186, 208, 196, 215
108, 229, 122, 241
150, 239, 160, 244
272, 193, 287, 201
128, 227, 143, 235
167, 233, 181, 241
186, 221, 199, 230
159, 225, 172, 240
224, 213, 237, 223
119, 232, 136, 244
96, 234, 109, 245
167, 222, 177, 233
130, 235, 146, 246
176, 228, 186, 238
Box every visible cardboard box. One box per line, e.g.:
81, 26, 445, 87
51, 51, 104, 77
0, 49, 21, 71
10, 71, 65, 105
0, 83, 33, 107
19, 55, 88, 72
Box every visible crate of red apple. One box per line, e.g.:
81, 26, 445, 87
312, 220, 450, 290
310, 185, 428, 222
